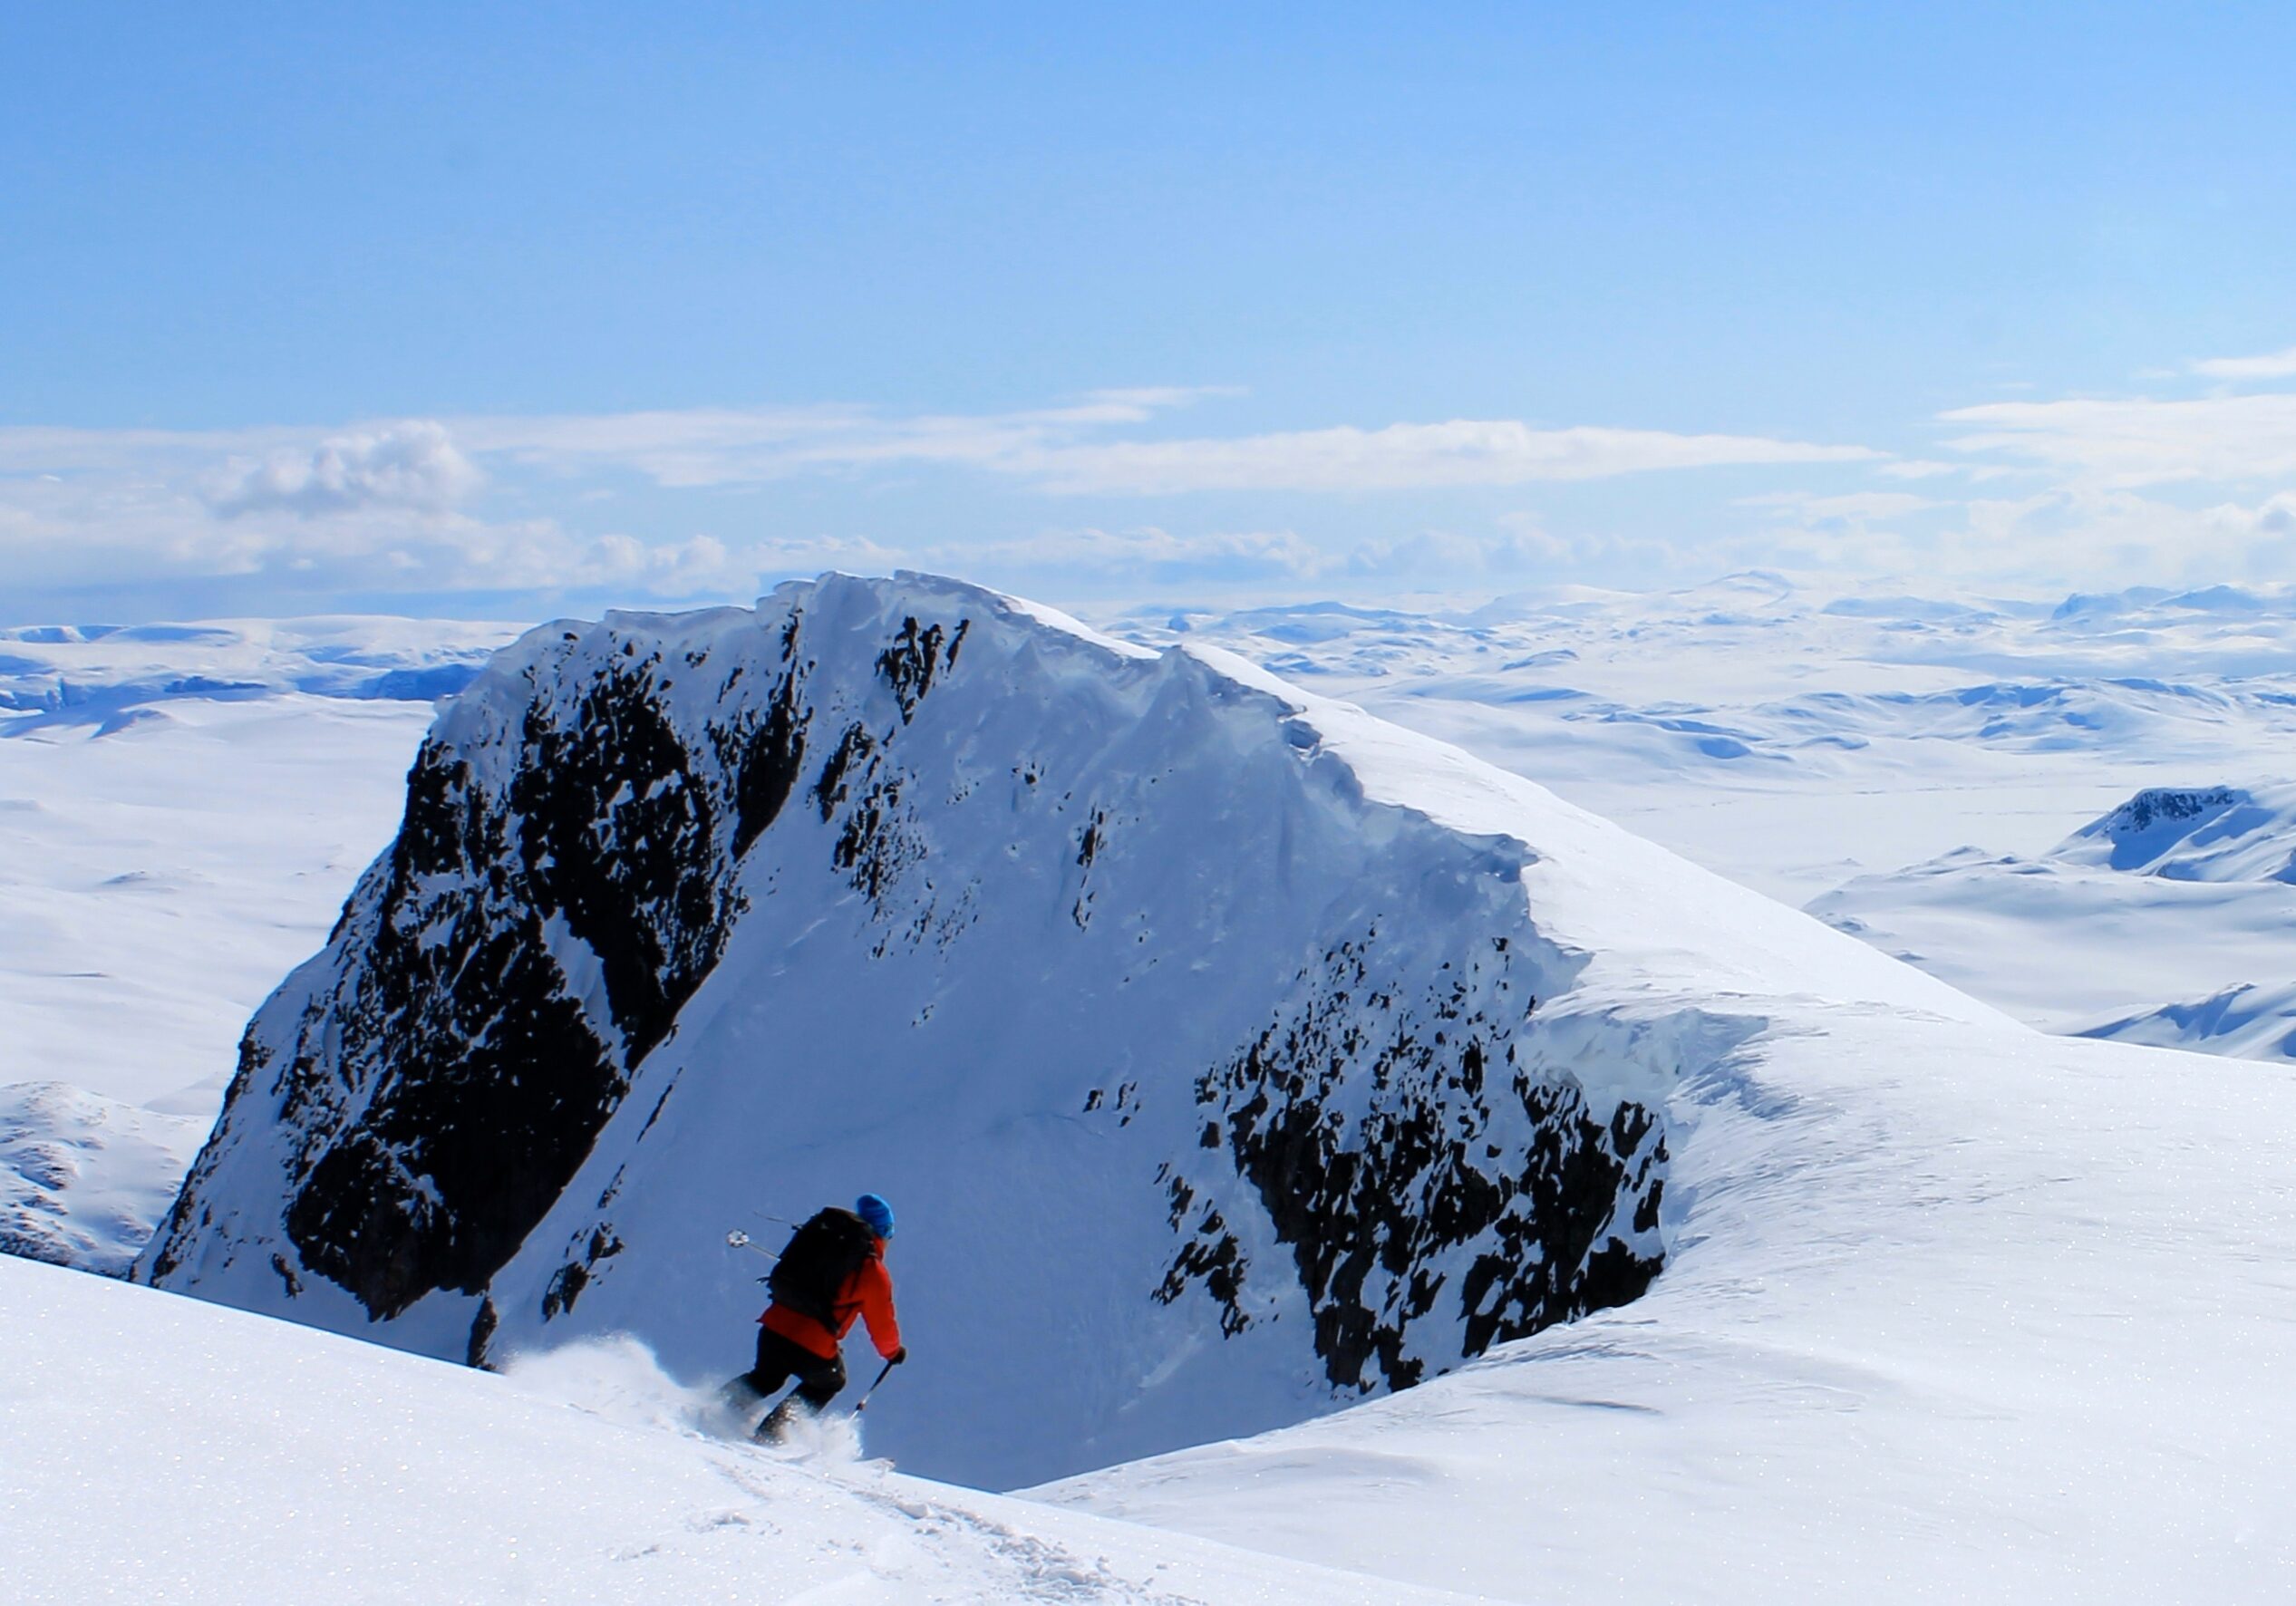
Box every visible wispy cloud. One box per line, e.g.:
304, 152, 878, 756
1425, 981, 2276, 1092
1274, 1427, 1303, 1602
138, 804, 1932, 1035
1940, 393, 2296, 486
1741, 489, 1941, 522
1342, 527, 1562, 579
1019, 421, 1878, 495
2191, 344, 2296, 382
1874, 458, 2018, 483
450, 400, 1873, 495
920, 525, 1325, 585
0, 393, 1876, 508
450, 390, 1246, 489
13, 359, 2296, 614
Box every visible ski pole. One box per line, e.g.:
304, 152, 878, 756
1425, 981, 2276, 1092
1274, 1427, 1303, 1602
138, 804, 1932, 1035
852, 1357, 900, 1416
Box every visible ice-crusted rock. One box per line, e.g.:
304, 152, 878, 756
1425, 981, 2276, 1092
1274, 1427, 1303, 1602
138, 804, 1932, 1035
140, 572, 1724, 1485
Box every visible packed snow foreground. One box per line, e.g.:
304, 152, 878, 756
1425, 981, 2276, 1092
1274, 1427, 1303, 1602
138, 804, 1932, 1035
6, 572, 2288, 1601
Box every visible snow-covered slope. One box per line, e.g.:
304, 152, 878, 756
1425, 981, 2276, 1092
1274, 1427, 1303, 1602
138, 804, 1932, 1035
2081, 979, 2296, 1059
1, 1253, 1473, 1606
21, 580, 2296, 1280
0, 1082, 204, 1273
141, 571, 1991, 1490
19, 577, 2296, 1601
1810, 783, 2296, 1056
0, 620, 518, 1275
1041, 1016, 2296, 1602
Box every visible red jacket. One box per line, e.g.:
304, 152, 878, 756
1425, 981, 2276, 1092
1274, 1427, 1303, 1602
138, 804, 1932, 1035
760, 1239, 902, 1361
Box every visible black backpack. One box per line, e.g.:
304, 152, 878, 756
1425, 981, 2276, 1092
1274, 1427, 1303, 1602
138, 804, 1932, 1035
767, 1207, 877, 1324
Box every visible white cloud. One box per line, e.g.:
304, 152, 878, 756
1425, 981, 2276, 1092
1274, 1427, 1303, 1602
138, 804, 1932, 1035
0, 460, 765, 605
2191, 345, 2296, 381
0, 394, 1892, 611
1941, 393, 2296, 486
1874, 458, 2018, 483
1867, 489, 2296, 590
25, 365, 2296, 612
450, 392, 1243, 489
205, 421, 483, 518
0, 423, 306, 476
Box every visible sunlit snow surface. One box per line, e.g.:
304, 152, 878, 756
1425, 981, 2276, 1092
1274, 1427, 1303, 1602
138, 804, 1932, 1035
1810, 783, 2296, 1051
5, 581, 2296, 1601
1041, 1015, 2296, 1601
2, 1254, 1465, 1605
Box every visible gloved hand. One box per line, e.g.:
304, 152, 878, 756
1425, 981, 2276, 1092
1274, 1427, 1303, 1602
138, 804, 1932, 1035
889, 1346, 909, 1365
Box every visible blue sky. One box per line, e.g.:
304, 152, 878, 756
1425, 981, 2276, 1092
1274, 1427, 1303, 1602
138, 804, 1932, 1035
6, 4, 2296, 618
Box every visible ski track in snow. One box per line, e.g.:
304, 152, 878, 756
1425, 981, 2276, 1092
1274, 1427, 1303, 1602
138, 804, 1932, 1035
499, 1337, 1185, 1601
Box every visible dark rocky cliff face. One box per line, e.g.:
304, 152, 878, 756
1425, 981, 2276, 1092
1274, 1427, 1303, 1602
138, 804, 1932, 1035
149, 613, 841, 1317
1153, 930, 1662, 1393
142, 575, 1675, 1476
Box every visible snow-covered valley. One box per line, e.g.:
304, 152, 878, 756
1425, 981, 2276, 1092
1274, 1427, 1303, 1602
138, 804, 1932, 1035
1810, 782, 2296, 1055
0, 621, 519, 1271
5, 575, 2296, 1602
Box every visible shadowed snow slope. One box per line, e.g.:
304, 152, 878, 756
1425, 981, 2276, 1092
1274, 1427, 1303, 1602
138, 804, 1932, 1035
2055, 783, 2296, 880
1, 1254, 1476, 1606
141, 571, 1993, 1490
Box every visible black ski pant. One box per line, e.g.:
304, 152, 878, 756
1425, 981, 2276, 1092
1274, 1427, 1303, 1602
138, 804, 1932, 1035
734, 1326, 847, 1414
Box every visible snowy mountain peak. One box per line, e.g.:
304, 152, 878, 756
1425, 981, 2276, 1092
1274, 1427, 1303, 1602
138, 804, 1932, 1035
2057, 783, 2296, 881
2089, 785, 2244, 839
137, 570, 1979, 1486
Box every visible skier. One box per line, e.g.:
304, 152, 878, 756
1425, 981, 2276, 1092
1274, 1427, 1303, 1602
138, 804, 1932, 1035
726, 1192, 906, 1441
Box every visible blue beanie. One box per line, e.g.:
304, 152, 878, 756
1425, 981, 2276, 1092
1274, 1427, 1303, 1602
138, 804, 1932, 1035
855, 1193, 895, 1238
